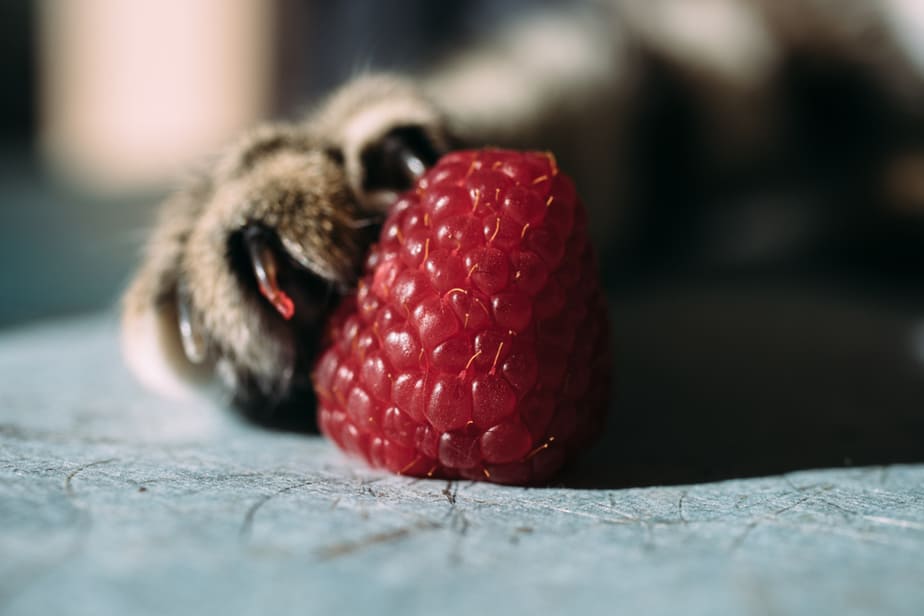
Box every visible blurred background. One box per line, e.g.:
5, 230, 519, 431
1, 0, 544, 326
2, 0, 924, 482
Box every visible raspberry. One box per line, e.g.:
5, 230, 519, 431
313, 149, 610, 484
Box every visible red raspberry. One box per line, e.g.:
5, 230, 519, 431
313, 149, 610, 484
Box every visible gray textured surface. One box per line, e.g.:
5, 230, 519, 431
1, 315, 923, 616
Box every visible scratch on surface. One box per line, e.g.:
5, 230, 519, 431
239, 479, 314, 538
509, 526, 534, 544
599, 498, 643, 522
773, 494, 812, 517
782, 474, 833, 495
879, 466, 891, 486
442, 481, 458, 505
445, 508, 471, 565
9, 458, 121, 607
461, 496, 505, 507
1, 423, 132, 447
538, 504, 638, 526
678, 491, 689, 524
64, 458, 117, 497
816, 496, 859, 519
729, 520, 758, 553
760, 517, 921, 549
729, 494, 812, 554
448, 508, 470, 535
782, 476, 843, 516
316, 520, 441, 560
593, 499, 657, 550
863, 515, 924, 532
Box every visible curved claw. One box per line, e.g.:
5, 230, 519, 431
243, 226, 295, 320
397, 145, 427, 182
362, 127, 441, 195
176, 282, 208, 364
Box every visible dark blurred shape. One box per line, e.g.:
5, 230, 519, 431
563, 286, 924, 488
617, 46, 924, 286
279, 0, 561, 111
0, 1, 35, 145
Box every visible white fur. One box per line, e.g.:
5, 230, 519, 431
630, 0, 777, 88
884, 0, 924, 76
426, 10, 626, 139
121, 305, 209, 401
338, 98, 441, 209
